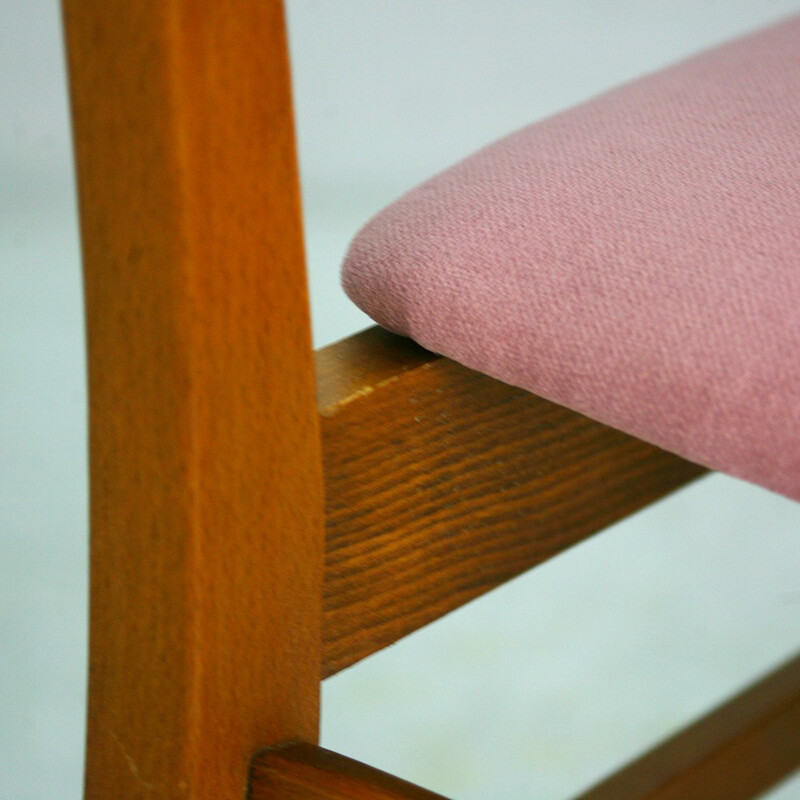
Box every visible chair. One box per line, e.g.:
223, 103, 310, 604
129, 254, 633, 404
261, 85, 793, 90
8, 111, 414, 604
62, 1, 800, 798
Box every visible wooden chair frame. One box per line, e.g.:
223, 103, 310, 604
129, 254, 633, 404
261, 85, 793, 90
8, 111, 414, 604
62, 1, 800, 798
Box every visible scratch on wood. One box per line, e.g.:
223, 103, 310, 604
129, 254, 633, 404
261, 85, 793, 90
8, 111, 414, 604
320, 373, 404, 416
106, 726, 155, 791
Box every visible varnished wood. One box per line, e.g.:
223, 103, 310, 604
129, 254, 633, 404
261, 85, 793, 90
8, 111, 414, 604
63, 0, 800, 793
63, 2, 324, 799
318, 328, 706, 677
250, 742, 450, 800
573, 651, 800, 800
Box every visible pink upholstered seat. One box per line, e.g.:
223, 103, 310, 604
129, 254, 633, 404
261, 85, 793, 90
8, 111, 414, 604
342, 15, 800, 501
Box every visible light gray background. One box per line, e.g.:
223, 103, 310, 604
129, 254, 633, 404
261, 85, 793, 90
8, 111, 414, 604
3, 2, 800, 798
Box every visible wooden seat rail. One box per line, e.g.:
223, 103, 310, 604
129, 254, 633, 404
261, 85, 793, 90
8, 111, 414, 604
318, 327, 704, 677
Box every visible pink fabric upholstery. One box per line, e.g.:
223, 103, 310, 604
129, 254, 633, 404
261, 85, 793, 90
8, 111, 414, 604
342, 15, 800, 501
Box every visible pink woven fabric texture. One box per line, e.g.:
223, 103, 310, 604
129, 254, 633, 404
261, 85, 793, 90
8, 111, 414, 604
342, 15, 800, 501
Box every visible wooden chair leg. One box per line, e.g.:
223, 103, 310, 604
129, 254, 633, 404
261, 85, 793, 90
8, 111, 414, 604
62, 2, 324, 798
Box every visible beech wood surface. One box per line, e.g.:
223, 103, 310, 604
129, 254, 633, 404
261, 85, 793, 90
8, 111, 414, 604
318, 328, 706, 677
573, 651, 800, 800
250, 742, 450, 800
63, 2, 325, 799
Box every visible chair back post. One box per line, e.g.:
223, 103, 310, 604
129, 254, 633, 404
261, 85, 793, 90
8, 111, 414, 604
62, 1, 324, 798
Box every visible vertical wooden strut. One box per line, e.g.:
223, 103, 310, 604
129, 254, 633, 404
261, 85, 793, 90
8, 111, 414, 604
62, 1, 324, 798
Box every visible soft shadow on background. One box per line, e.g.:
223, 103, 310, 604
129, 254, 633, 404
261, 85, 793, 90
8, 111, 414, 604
3, 2, 800, 798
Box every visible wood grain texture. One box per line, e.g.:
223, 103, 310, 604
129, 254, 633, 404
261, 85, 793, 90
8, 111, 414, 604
250, 742, 450, 800
573, 651, 800, 800
318, 328, 707, 677
63, 2, 325, 799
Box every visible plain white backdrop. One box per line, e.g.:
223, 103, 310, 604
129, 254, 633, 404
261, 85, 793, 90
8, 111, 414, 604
3, 2, 800, 798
